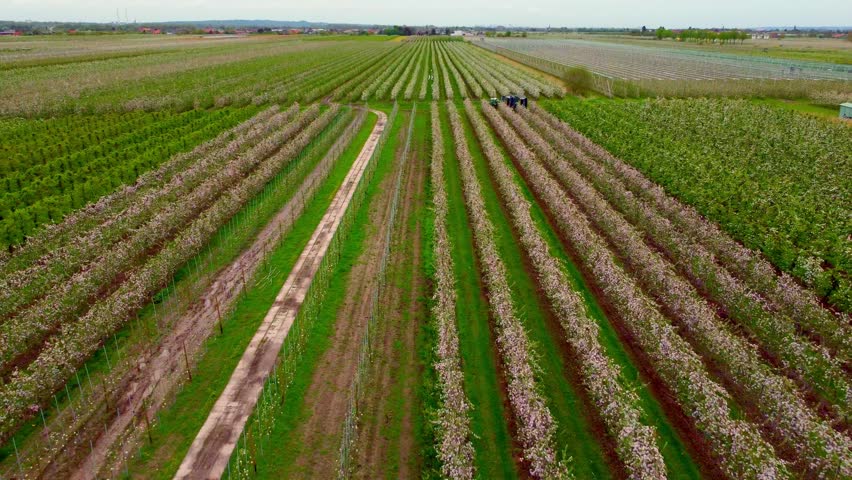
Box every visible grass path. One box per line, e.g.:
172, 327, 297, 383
351, 105, 430, 478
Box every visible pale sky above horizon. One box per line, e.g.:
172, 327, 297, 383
3, 0, 851, 28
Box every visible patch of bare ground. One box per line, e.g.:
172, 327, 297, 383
350, 122, 427, 479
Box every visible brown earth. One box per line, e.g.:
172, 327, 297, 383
350, 115, 428, 479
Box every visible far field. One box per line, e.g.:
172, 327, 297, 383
0, 32, 849, 480
529, 32, 852, 65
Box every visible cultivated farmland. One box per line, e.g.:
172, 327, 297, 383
478, 37, 852, 80
0, 31, 850, 480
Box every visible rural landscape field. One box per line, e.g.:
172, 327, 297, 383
0, 8, 851, 480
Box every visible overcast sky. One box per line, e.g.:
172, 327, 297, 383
3, 0, 851, 28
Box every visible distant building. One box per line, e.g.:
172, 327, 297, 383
840, 103, 852, 119
0, 30, 21, 36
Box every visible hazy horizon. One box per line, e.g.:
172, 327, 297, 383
4, 0, 851, 29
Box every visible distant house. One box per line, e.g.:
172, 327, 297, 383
840, 103, 852, 119
0, 30, 21, 36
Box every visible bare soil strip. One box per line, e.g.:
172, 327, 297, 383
173, 110, 387, 480
61, 114, 362, 480
352, 126, 427, 479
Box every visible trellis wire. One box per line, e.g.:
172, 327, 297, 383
336, 102, 415, 479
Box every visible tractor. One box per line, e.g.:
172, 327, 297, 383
493, 95, 528, 109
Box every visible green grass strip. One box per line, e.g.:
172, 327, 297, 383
373, 106, 431, 478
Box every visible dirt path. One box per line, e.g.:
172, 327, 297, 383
61, 113, 367, 480
285, 111, 412, 479
351, 122, 427, 479
173, 110, 386, 480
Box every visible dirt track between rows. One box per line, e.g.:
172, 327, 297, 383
174, 110, 387, 480
351, 121, 427, 479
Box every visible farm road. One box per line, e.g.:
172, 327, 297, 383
174, 110, 387, 480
